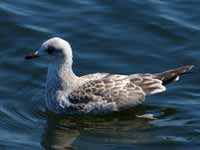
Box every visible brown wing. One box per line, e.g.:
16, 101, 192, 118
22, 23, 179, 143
68, 74, 146, 109
127, 74, 166, 95
68, 73, 166, 110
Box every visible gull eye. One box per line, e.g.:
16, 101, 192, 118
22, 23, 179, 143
46, 47, 54, 55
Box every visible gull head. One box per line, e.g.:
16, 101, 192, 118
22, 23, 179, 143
25, 37, 73, 65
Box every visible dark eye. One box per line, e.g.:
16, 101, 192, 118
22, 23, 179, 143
46, 47, 54, 55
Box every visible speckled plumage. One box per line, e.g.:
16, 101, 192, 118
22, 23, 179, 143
68, 73, 165, 113
25, 37, 193, 114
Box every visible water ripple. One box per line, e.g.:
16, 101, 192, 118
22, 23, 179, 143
0, 0, 199, 150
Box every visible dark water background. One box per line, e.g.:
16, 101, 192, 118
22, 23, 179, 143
0, 0, 200, 149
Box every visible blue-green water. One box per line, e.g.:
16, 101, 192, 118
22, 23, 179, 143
0, 0, 199, 149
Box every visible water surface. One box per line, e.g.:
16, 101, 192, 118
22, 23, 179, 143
0, 0, 199, 149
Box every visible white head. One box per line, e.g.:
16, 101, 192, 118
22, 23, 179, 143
25, 37, 73, 66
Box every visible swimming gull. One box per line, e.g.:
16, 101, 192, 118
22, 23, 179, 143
25, 37, 194, 114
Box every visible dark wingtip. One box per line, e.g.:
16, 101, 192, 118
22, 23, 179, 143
155, 65, 194, 85
186, 65, 194, 69
181, 65, 194, 74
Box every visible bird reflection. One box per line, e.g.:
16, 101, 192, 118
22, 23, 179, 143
41, 114, 80, 150
41, 105, 175, 149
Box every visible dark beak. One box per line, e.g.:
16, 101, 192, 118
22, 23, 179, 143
25, 52, 39, 60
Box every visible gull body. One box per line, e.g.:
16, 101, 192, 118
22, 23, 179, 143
25, 37, 193, 114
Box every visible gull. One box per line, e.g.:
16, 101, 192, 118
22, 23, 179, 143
25, 37, 194, 115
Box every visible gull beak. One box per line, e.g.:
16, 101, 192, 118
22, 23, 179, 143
25, 51, 39, 60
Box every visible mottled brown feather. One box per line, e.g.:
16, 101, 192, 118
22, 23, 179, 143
68, 74, 162, 109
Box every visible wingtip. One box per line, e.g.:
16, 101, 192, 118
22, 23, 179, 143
188, 65, 194, 69
183, 65, 194, 73
155, 65, 194, 85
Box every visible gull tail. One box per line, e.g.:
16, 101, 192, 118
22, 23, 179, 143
155, 65, 194, 85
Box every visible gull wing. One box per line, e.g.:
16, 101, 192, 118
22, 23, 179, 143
68, 74, 165, 111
